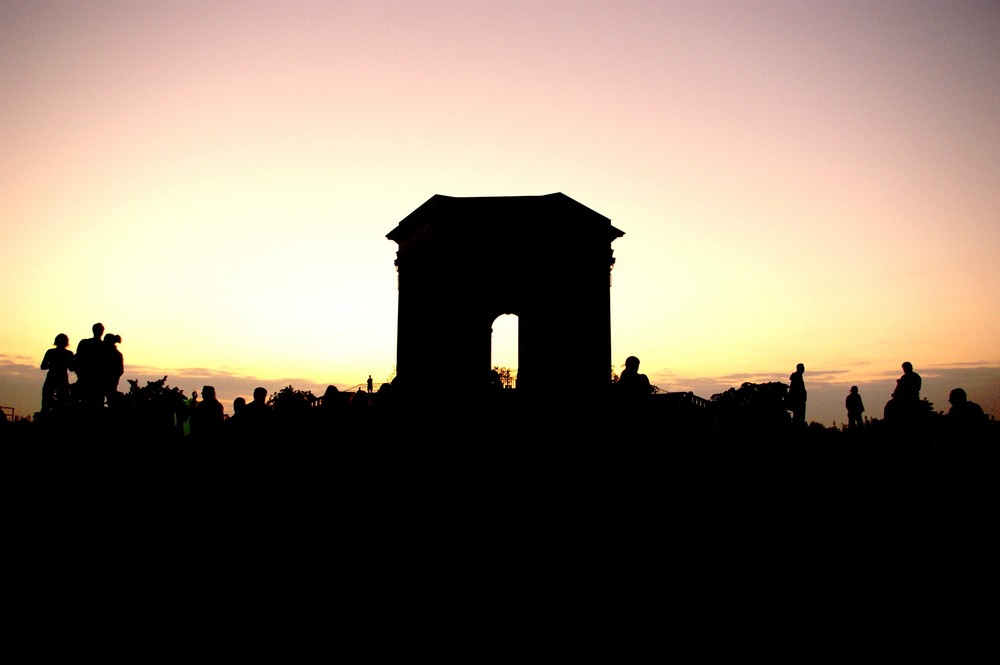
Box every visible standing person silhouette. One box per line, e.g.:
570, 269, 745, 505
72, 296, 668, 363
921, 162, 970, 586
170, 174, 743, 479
226, 396, 248, 439
244, 387, 270, 419
615, 355, 653, 427
787, 363, 807, 426
316, 385, 344, 428
232, 396, 247, 418
846, 385, 865, 432
72, 322, 105, 409
182, 389, 198, 437
40, 333, 74, 412
242, 386, 274, 440
190, 385, 225, 440
367, 375, 373, 394
101, 333, 124, 406
887, 361, 922, 425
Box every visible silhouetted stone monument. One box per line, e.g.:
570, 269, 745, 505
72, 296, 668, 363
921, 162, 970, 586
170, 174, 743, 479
387, 193, 624, 412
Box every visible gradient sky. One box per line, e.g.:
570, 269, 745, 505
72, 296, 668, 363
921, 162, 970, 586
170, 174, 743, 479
2, 0, 999, 427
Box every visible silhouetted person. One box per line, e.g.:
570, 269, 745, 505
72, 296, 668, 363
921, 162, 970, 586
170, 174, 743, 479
846, 385, 865, 432
41, 333, 73, 413
101, 333, 124, 406
344, 388, 372, 433
244, 387, 269, 417
617, 356, 651, 400
893, 362, 921, 403
242, 386, 274, 440
787, 363, 807, 426
182, 389, 198, 437
316, 385, 344, 429
226, 396, 248, 439
72, 322, 105, 409
371, 380, 397, 425
614, 356, 652, 426
190, 385, 224, 440
367, 375, 373, 394
184, 385, 224, 497
945, 388, 988, 442
321, 384, 340, 407
885, 361, 922, 427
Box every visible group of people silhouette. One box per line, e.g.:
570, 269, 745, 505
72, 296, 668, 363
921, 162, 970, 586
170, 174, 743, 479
40, 322, 123, 413
26, 323, 992, 445
783, 360, 987, 439
609, 356, 989, 443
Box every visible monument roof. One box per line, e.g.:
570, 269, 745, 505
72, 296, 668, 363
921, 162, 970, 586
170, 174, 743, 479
387, 192, 624, 243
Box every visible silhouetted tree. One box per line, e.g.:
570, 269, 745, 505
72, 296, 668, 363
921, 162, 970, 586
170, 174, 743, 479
118, 376, 188, 441
493, 366, 514, 389
269, 385, 316, 414
269, 385, 317, 436
710, 381, 790, 436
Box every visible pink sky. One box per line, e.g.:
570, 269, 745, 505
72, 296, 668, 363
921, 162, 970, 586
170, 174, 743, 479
2, 1, 999, 426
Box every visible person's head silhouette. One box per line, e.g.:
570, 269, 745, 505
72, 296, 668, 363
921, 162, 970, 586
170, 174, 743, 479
54, 333, 69, 348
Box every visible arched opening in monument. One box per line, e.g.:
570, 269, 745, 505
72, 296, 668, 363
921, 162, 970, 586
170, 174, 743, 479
491, 313, 518, 389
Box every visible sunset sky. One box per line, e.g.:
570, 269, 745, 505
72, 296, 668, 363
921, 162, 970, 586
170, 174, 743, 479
2, 0, 998, 427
